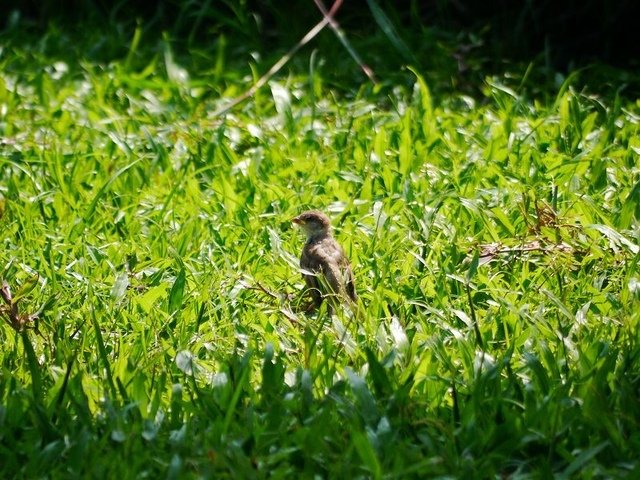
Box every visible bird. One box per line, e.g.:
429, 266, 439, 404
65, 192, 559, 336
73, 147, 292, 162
292, 210, 356, 312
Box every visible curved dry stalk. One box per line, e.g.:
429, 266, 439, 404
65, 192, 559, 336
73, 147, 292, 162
211, 0, 370, 118
312, 0, 377, 83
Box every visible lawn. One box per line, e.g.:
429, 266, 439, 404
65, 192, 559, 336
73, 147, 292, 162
1, 5, 639, 478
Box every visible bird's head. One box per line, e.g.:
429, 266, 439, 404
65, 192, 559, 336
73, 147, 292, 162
292, 210, 332, 240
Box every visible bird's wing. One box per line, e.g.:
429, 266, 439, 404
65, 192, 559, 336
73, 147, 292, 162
302, 237, 356, 305
320, 260, 344, 296
319, 240, 356, 300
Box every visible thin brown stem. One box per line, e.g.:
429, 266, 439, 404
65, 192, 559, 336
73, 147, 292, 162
210, 0, 344, 118
312, 0, 377, 83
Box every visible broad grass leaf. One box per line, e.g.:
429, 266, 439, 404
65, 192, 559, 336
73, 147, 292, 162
91, 316, 117, 399
136, 285, 167, 313
372, 201, 387, 231
351, 429, 382, 480
364, 348, 392, 397
175, 350, 196, 376
79, 158, 143, 233
366, 0, 413, 63
562, 442, 608, 477
453, 309, 473, 329
619, 178, 640, 228
163, 40, 189, 84
21, 332, 43, 402
168, 268, 186, 315
110, 272, 129, 301
399, 109, 413, 175
489, 207, 515, 236
346, 367, 378, 427
12, 275, 40, 303
261, 342, 284, 401
589, 224, 639, 254
540, 288, 573, 321
524, 352, 550, 395
466, 250, 479, 283
628, 277, 640, 300
389, 317, 409, 352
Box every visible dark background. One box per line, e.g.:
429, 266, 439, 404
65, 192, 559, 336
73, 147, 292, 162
2, 1, 638, 73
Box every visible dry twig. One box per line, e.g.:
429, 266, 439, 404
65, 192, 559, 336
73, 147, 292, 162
210, 0, 375, 118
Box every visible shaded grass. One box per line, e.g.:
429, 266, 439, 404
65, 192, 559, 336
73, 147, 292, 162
1, 13, 639, 479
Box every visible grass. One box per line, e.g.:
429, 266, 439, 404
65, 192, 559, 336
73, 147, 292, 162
1, 9, 640, 479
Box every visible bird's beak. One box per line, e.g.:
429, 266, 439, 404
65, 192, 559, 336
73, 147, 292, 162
292, 216, 303, 225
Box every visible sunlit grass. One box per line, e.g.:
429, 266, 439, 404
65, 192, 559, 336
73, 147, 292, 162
1, 16, 639, 478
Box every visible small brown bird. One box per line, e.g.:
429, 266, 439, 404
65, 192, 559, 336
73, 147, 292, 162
292, 210, 357, 311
